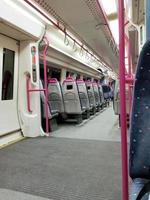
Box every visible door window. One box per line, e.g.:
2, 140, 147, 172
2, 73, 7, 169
1, 48, 15, 100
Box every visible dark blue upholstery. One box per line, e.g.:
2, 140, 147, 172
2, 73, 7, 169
129, 178, 149, 200
130, 40, 150, 179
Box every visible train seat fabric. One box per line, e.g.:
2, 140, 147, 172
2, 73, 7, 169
39, 80, 58, 119
130, 40, 150, 179
48, 78, 64, 113
62, 77, 82, 114
129, 178, 149, 200
76, 79, 90, 111
85, 81, 96, 109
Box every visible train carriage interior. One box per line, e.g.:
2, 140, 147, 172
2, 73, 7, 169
0, 0, 149, 199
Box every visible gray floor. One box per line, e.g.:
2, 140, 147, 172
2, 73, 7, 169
52, 106, 120, 142
0, 106, 121, 200
0, 189, 50, 200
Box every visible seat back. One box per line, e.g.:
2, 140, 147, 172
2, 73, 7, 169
76, 79, 90, 111
93, 82, 100, 106
130, 40, 150, 179
85, 81, 96, 108
62, 77, 82, 114
48, 78, 64, 113
113, 80, 129, 115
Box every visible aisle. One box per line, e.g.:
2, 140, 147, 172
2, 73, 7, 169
52, 106, 120, 142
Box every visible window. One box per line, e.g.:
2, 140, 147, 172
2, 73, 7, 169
102, 86, 108, 93
1, 48, 15, 100
67, 85, 73, 90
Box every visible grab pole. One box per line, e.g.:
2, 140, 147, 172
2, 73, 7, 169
40, 37, 49, 136
118, 0, 129, 199
26, 75, 46, 113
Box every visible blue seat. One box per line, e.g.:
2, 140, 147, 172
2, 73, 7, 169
130, 40, 150, 179
129, 41, 150, 199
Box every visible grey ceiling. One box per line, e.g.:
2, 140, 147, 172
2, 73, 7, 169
34, 0, 118, 72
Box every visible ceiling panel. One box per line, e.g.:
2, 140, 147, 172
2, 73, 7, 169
0, 21, 34, 41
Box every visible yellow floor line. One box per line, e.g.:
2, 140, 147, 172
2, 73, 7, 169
0, 136, 26, 150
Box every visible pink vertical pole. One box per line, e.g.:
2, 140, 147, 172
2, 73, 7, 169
43, 37, 49, 136
26, 75, 32, 113
118, 0, 129, 200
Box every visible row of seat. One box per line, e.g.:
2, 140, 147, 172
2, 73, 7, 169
40, 77, 112, 130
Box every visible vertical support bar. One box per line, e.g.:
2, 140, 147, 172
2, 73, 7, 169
43, 55, 49, 135
118, 0, 128, 200
80, 74, 83, 80
43, 38, 49, 135
26, 75, 32, 113
145, 0, 150, 40
61, 68, 67, 84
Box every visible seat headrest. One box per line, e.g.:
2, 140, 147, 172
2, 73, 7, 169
76, 79, 85, 84
63, 77, 75, 84
92, 82, 98, 86
85, 80, 92, 85
48, 78, 58, 84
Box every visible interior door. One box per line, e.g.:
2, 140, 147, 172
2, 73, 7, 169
0, 34, 20, 136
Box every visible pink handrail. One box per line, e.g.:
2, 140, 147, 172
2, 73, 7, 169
26, 74, 32, 113
118, 0, 129, 200
26, 74, 46, 113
